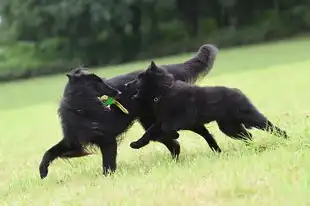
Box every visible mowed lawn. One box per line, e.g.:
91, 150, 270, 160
1, 38, 310, 206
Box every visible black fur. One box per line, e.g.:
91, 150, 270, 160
128, 61, 288, 152
39, 44, 219, 179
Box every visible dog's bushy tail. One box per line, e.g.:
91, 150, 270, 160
164, 44, 219, 84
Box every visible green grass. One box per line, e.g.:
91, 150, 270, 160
1, 37, 310, 206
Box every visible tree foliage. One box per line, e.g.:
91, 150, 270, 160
0, 0, 310, 76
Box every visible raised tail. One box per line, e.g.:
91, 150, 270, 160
163, 44, 219, 84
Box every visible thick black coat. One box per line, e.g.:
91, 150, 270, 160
128, 61, 288, 152
39, 44, 219, 179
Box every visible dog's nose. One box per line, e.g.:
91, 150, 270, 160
115, 91, 122, 99
124, 83, 130, 91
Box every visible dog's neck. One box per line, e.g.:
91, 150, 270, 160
62, 84, 104, 113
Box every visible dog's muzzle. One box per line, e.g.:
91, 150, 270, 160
115, 91, 122, 99
132, 91, 140, 100
124, 79, 138, 90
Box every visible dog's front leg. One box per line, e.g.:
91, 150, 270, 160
99, 140, 117, 176
130, 123, 163, 149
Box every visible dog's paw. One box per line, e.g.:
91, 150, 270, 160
171, 132, 180, 139
39, 165, 48, 179
103, 167, 116, 176
130, 141, 142, 149
213, 147, 222, 153
282, 131, 289, 139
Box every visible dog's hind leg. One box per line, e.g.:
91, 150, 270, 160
217, 121, 253, 141
190, 125, 222, 153
39, 140, 83, 179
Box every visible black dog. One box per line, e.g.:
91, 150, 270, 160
39, 68, 126, 178
127, 61, 288, 152
39, 44, 219, 179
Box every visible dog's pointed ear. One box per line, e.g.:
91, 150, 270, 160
66, 73, 73, 81
66, 72, 76, 82
150, 61, 157, 71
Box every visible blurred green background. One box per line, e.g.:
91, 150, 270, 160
0, 0, 310, 81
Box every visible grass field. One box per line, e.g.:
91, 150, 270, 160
1, 37, 310, 206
